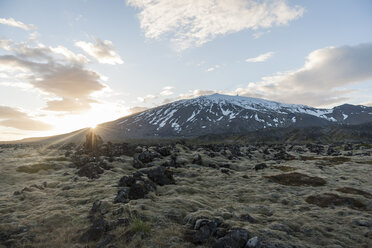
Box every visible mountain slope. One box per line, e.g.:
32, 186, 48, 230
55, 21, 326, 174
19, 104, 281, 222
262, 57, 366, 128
96, 93, 372, 140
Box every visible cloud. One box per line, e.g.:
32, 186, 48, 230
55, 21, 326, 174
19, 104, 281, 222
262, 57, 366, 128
0, 17, 36, 30
252, 30, 271, 39
127, 0, 304, 50
246, 51, 274, 62
137, 94, 156, 102
75, 38, 123, 64
137, 86, 175, 102
0, 105, 52, 131
237, 43, 372, 107
0, 39, 106, 112
206, 65, 221, 72
128, 106, 149, 114
160, 86, 174, 96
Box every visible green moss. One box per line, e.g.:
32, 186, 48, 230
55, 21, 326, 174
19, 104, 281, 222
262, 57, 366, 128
129, 217, 151, 234
16, 163, 54, 173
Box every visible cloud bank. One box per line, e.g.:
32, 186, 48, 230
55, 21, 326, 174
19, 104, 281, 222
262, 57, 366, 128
127, 0, 304, 50
237, 43, 372, 107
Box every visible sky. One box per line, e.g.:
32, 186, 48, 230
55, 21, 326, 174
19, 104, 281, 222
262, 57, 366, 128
0, 0, 372, 141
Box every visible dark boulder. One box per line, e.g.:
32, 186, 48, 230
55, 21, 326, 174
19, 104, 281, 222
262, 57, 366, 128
146, 166, 175, 186
138, 150, 160, 163
192, 154, 203, 165
77, 162, 104, 179
254, 163, 267, 171
80, 216, 108, 243
213, 228, 250, 248
84, 131, 104, 153
156, 146, 172, 156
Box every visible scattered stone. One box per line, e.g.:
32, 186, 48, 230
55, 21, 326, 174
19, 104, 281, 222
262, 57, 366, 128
254, 163, 267, 171
132, 158, 145, 169
305, 193, 366, 210
114, 172, 156, 204
145, 166, 175, 186
156, 146, 172, 157
266, 172, 326, 186
80, 215, 108, 243
77, 162, 104, 179
239, 214, 257, 224
213, 228, 249, 248
138, 150, 160, 163
221, 168, 230, 174
96, 234, 113, 248
273, 151, 295, 160
192, 154, 203, 165
84, 131, 104, 153
246, 236, 260, 248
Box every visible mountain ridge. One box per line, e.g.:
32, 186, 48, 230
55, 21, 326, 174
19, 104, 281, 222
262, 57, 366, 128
100, 93, 372, 139
2, 94, 372, 143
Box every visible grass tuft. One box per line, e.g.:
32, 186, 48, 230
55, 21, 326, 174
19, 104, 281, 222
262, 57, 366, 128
129, 217, 151, 234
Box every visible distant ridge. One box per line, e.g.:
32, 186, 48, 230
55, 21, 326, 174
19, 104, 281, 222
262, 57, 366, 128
3, 94, 372, 144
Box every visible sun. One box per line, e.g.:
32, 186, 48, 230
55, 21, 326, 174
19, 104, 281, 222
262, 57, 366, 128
90, 123, 97, 129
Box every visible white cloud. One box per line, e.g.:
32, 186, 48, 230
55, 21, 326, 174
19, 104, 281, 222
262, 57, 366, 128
0, 39, 107, 113
127, 0, 304, 50
206, 64, 220, 72
252, 30, 271, 39
75, 38, 123, 65
246, 51, 274, 62
160, 86, 174, 96
0, 17, 36, 30
237, 43, 372, 107
137, 94, 156, 102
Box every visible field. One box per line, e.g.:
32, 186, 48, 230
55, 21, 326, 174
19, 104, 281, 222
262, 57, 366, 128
0, 141, 371, 248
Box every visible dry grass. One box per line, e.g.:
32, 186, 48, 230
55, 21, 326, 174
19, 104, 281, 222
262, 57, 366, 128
16, 163, 54, 173
1, 144, 371, 248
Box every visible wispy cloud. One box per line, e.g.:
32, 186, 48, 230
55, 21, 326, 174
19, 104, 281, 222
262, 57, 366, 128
0, 17, 36, 30
127, 0, 304, 50
75, 38, 123, 65
246, 52, 274, 63
137, 86, 175, 102
206, 65, 220, 72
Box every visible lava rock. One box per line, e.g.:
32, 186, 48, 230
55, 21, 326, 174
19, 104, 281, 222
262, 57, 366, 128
192, 154, 203, 165
77, 162, 104, 179
254, 163, 267, 171
213, 228, 250, 248
138, 150, 160, 163
146, 166, 175, 186
80, 216, 108, 243
246, 236, 260, 248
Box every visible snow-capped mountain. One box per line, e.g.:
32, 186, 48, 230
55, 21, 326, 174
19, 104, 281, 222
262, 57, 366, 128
98, 93, 372, 139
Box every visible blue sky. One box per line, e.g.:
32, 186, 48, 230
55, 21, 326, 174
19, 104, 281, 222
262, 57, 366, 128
0, 0, 371, 140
